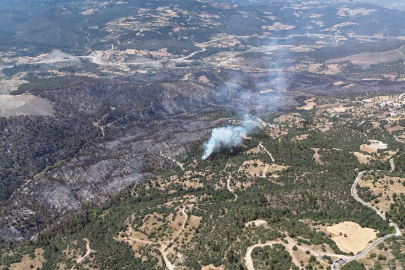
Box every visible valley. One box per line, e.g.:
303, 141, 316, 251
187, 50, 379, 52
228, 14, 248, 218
2, 0, 405, 270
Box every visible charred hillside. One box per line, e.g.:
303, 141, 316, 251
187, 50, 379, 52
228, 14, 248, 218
0, 70, 298, 244
3, 70, 403, 245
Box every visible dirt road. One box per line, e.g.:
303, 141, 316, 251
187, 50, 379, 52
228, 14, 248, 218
71, 238, 94, 269
390, 158, 395, 172
245, 241, 280, 270
128, 206, 188, 270
259, 142, 275, 162
227, 174, 238, 201
160, 152, 184, 171
245, 169, 402, 270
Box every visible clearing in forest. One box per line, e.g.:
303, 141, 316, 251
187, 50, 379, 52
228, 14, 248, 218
311, 148, 324, 165
0, 94, 55, 118
2, 248, 45, 270
353, 152, 374, 164
273, 113, 304, 124
297, 97, 316, 110
326, 222, 378, 254
202, 265, 224, 270
360, 140, 388, 153
358, 175, 405, 214
292, 134, 310, 142
326, 46, 405, 68
239, 160, 287, 178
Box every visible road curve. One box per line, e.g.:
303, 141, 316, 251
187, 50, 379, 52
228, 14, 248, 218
351, 171, 385, 220
390, 158, 395, 172
243, 169, 402, 270
227, 174, 238, 201
71, 238, 94, 270
333, 170, 402, 269
245, 241, 280, 270
244, 238, 303, 270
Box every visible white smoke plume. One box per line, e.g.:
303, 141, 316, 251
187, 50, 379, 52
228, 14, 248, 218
201, 36, 287, 160
202, 116, 256, 160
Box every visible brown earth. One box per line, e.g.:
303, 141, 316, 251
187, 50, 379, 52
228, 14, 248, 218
360, 140, 388, 153
353, 152, 374, 164
297, 97, 316, 110
358, 175, 405, 214
0, 94, 54, 118
326, 222, 378, 254
3, 248, 45, 270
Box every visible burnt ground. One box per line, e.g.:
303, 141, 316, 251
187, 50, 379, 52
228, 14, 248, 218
1, 69, 405, 244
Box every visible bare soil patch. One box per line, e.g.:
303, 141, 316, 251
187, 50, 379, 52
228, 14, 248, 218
198, 75, 210, 83
327, 105, 351, 114
360, 140, 388, 153
371, 122, 382, 130
139, 212, 165, 235
245, 146, 261, 155
0, 94, 54, 118
0, 79, 29, 95
297, 97, 316, 110
267, 164, 288, 173
385, 124, 404, 133
316, 121, 334, 133
202, 264, 225, 270
353, 152, 374, 164
273, 113, 304, 125
158, 174, 203, 190
342, 84, 355, 89
189, 215, 202, 229
362, 96, 392, 103
239, 160, 287, 178
239, 159, 268, 178
311, 148, 324, 165
326, 46, 405, 68
326, 222, 378, 254
245, 220, 268, 227
292, 134, 310, 142
5, 248, 45, 270
358, 175, 405, 214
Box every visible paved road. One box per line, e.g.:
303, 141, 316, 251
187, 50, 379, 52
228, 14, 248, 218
351, 171, 385, 220
333, 170, 402, 269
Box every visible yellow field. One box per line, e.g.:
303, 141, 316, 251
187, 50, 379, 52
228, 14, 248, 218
326, 222, 378, 253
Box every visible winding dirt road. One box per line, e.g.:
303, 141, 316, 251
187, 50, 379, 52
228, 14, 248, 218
245, 241, 281, 270
245, 240, 301, 270
227, 174, 238, 201
71, 238, 94, 270
128, 206, 188, 270
259, 142, 275, 162
160, 152, 184, 171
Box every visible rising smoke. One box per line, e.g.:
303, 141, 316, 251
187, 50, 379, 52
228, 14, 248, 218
201, 116, 257, 160
201, 36, 288, 159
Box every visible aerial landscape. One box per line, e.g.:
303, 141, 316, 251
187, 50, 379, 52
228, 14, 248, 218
2, 0, 405, 269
